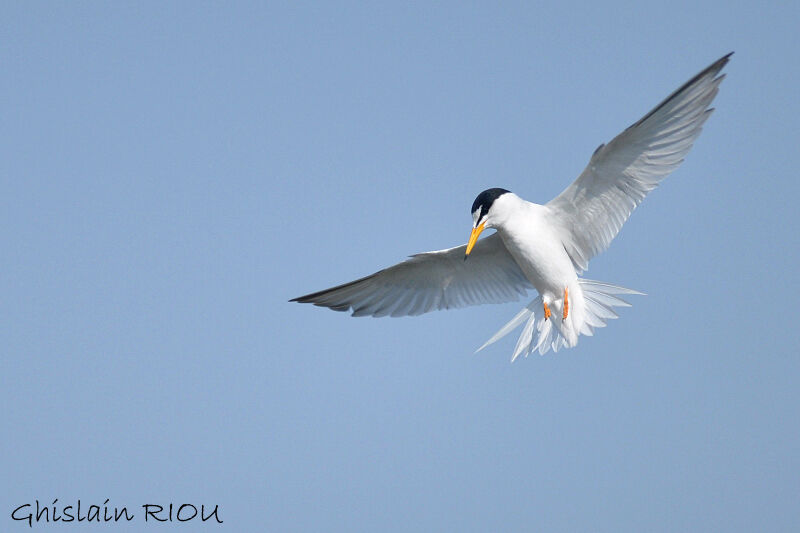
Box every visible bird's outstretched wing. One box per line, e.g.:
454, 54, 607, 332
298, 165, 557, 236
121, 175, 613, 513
547, 53, 731, 272
291, 233, 533, 317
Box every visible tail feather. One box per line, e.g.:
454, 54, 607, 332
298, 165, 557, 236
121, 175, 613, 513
476, 279, 644, 361
475, 296, 541, 353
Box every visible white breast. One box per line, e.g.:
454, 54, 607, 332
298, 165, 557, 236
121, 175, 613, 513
494, 201, 577, 300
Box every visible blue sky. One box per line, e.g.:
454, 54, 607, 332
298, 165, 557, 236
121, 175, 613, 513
2, 2, 799, 531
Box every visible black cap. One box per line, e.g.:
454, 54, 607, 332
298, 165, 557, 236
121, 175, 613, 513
471, 188, 510, 220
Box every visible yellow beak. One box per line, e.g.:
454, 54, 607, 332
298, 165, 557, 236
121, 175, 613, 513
465, 222, 486, 258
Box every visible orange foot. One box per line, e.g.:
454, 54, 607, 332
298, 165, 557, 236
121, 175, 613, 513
543, 302, 551, 321
563, 287, 569, 320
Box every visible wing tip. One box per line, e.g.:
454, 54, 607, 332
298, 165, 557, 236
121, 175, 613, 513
289, 294, 353, 314
290, 294, 320, 304
626, 52, 733, 132
708, 53, 733, 81
711, 52, 734, 72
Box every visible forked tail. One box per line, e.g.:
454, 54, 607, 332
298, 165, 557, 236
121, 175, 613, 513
476, 279, 644, 361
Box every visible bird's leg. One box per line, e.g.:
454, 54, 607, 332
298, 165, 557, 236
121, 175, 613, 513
563, 287, 569, 320
543, 302, 551, 321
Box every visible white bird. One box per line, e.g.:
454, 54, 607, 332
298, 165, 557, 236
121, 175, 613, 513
292, 54, 731, 360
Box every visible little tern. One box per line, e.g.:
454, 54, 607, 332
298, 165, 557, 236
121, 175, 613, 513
292, 54, 731, 360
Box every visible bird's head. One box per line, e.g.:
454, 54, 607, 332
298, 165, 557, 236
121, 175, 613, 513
465, 188, 512, 259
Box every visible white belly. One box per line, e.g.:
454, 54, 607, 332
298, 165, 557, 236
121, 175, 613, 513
496, 207, 577, 301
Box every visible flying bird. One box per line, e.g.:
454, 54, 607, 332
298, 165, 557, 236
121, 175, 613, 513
292, 54, 731, 360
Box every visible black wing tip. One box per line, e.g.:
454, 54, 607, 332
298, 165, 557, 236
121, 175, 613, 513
713, 51, 734, 72
290, 294, 326, 304
704, 52, 733, 81
290, 270, 381, 307
289, 293, 316, 303
626, 52, 733, 132
289, 292, 324, 304
677, 52, 733, 90
289, 295, 352, 313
